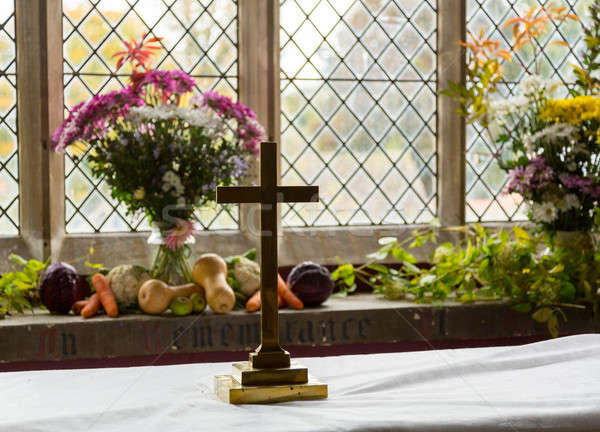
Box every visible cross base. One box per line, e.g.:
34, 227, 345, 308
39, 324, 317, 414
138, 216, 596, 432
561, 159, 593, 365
233, 360, 308, 386
249, 348, 291, 369
214, 362, 328, 404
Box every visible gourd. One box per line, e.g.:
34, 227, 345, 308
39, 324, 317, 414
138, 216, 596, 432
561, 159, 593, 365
193, 253, 236, 313
137, 279, 203, 314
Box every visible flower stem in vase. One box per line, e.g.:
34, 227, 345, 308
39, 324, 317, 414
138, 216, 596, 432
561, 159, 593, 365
148, 220, 195, 285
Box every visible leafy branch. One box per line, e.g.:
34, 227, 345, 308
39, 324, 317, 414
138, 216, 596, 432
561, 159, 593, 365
333, 224, 600, 337
573, 0, 600, 95
442, 1, 579, 124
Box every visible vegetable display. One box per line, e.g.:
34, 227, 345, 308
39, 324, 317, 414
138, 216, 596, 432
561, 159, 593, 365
3, 250, 334, 319
39, 263, 90, 314
287, 262, 333, 306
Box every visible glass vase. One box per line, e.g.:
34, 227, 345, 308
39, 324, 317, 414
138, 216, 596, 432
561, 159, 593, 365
148, 222, 195, 285
553, 231, 594, 254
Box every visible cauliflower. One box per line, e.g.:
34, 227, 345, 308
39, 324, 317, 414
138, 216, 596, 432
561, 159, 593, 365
232, 257, 260, 297
107, 265, 150, 308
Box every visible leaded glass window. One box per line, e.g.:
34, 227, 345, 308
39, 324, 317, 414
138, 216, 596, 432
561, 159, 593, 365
0, 1, 18, 235
280, 0, 437, 227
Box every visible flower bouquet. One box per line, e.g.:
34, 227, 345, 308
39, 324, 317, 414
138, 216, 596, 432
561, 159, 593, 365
497, 88, 600, 233
443, 3, 600, 237
52, 35, 264, 284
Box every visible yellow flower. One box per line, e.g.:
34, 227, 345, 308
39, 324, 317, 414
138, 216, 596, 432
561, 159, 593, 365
106, 128, 119, 140
539, 96, 600, 125
133, 187, 145, 200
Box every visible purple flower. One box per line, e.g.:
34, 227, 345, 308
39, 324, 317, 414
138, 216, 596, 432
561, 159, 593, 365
506, 156, 553, 196
559, 173, 600, 198
231, 156, 248, 177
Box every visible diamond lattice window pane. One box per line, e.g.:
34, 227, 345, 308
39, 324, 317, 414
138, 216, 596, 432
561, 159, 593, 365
281, 0, 437, 227
0, 1, 18, 235
62, 0, 238, 233
466, 0, 591, 222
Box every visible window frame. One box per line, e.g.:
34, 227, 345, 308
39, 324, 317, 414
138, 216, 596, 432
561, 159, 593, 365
1, 0, 495, 270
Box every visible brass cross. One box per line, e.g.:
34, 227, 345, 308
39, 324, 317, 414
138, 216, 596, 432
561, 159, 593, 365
217, 141, 319, 369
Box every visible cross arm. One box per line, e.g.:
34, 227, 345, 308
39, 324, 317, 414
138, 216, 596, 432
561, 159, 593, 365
276, 186, 319, 203
217, 186, 261, 204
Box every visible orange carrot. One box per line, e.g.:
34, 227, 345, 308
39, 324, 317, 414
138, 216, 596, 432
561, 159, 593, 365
246, 275, 301, 312
81, 293, 101, 318
91, 273, 119, 317
72, 300, 88, 315
246, 290, 261, 312
278, 274, 303, 310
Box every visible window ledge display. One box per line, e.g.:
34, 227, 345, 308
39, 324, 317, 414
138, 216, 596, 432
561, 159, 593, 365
1, 294, 598, 371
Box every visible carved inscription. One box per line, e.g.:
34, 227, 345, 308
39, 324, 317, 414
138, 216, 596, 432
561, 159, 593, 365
15, 312, 379, 362
61, 333, 77, 356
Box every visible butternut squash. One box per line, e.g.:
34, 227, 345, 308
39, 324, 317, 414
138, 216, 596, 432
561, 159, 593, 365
193, 253, 235, 313
138, 279, 203, 314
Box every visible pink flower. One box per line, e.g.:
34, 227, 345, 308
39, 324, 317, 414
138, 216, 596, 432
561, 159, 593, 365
164, 219, 196, 251
51, 87, 144, 152
140, 70, 196, 97
202, 91, 264, 156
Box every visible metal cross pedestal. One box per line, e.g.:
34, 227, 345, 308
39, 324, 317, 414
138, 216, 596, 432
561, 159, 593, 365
214, 141, 328, 404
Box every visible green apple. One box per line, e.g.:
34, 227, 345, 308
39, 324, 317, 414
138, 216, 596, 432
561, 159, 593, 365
190, 293, 206, 313
170, 296, 193, 316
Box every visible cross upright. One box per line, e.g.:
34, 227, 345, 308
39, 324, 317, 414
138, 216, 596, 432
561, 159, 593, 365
217, 141, 319, 369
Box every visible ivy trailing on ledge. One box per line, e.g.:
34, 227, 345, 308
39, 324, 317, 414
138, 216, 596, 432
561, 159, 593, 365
0, 255, 48, 318
333, 224, 600, 337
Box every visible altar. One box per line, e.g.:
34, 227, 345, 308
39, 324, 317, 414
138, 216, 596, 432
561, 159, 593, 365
2, 334, 599, 431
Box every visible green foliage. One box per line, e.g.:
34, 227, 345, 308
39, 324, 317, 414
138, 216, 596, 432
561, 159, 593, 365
333, 225, 600, 337
572, 1, 600, 96
441, 58, 503, 126
331, 264, 357, 297
0, 255, 49, 317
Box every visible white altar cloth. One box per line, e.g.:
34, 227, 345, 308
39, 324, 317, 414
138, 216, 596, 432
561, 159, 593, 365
2, 334, 600, 431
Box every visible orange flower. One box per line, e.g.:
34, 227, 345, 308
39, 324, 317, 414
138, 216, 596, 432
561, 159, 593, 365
504, 3, 579, 52
112, 33, 163, 73
459, 29, 512, 66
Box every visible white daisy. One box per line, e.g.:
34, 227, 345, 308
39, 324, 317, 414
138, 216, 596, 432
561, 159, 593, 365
531, 202, 558, 223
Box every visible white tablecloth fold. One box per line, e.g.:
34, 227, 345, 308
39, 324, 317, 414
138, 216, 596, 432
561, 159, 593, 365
2, 334, 600, 431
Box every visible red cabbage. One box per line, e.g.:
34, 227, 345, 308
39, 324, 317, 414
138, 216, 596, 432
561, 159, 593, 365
287, 262, 333, 306
39, 263, 90, 314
